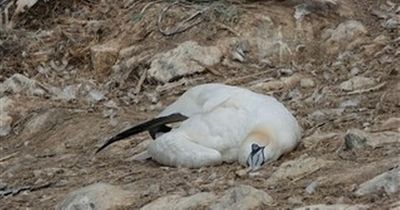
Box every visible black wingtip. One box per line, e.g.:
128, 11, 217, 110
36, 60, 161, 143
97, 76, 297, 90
95, 141, 109, 154
95, 137, 113, 154
95, 134, 126, 154
94, 113, 188, 154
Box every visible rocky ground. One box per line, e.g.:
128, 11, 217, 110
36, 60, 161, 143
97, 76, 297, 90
0, 0, 399, 209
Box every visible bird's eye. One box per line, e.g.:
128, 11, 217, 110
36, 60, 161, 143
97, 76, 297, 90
251, 143, 262, 153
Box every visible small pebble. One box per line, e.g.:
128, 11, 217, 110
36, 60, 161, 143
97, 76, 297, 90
350, 67, 361, 76
306, 181, 318, 194
344, 129, 368, 150
235, 169, 248, 177
300, 78, 315, 88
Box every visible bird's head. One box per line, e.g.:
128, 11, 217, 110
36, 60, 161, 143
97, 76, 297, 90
238, 128, 278, 171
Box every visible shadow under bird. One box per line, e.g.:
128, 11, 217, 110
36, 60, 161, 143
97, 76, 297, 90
96, 83, 302, 171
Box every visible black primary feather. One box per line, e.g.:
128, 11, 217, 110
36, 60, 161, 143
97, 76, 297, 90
95, 113, 188, 154
148, 124, 173, 139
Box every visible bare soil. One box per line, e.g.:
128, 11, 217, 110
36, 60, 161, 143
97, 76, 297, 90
0, 0, 399, 209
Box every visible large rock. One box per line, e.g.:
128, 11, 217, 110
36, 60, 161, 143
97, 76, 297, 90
56, 183, 135, 210
322, 20, 367, 54
294, 204, 368, 210
148, 41, 222, 83
210, 185, 273, 210
344, 129, 400, 149
266, 155, 334, 184
21, 109, 69, 138
0, 74, 49, 97
355, 167, 400, 196
141, 185, 273, 210
141, 192, 217, 210
242, 15, 294, 65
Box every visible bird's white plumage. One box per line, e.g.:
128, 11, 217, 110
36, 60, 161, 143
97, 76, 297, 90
147, 83, 302, 168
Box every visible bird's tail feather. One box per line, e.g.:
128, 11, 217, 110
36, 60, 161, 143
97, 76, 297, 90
95, 113, 188, 154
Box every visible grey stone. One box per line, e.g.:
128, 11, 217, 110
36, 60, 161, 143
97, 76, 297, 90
294, 204, 368, 210
322, 20, 367, 54
251, 74, 302, 91
288, 196, 303, 205
344, 129, 368, 150
0, 113, 12, 137
279, 68, 294, 76
344, 129, 400, 149
339, 76, 376, 91
384, 17, 400, 29
251, 80, 285, 91
0, 74, 48, 97
266, 155, 334, 184
300, 78, 316, 88
305, 181, 318, 194
52, 85, 79, 102
57, 183, 135, 210
350, 67, 361, 76
0, 97, 14, 137
210, 185, 273, 210
294, 3, 311, 21
14, 0, 39, 14
355, 167, 400, 196
237, 14, 296, 66
141, 192, 217, 210
339, 98, 360, 108
148, 41, 222, 83
232, 40, 250, 62
22, 109, 68, 138
235, 169, 248, 177
142, 185, 273, 210
87, 89, 105, 104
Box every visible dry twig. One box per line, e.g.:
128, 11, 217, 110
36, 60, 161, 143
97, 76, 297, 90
134, 69, 147, 95
225, 69, 274, 85
157, 1, 209, 36
336, 82, 387, 96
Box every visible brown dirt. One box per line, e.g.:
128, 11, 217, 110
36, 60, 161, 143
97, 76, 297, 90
0, 0, 399, 209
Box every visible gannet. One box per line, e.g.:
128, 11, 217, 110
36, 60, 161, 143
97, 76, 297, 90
96, 83, 302, 170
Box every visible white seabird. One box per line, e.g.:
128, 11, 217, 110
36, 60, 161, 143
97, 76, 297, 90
96, 83, 302, 170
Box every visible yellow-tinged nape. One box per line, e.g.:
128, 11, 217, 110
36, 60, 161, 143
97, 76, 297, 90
238, 127, 279, 167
